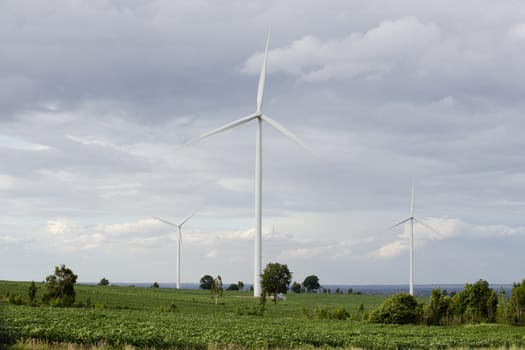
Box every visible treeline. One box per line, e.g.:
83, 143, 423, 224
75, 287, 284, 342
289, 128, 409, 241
369, 279, 525, 325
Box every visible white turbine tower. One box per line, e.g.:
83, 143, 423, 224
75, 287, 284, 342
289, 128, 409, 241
153, 209, 199, 289
186, 33, 312, 297
387, 185, 440, 296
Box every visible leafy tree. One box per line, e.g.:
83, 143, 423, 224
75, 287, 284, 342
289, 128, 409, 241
369, 293, 420, 324
261, 262, 292, 303
98, 277, 109, 286
290, 281, 302, 293
211, 275, 223, 305
27, 281, 37, 305
425, 289, 451, 325
226, 284, 239, 291
237, 281, 244, 290
200, 275, 214, 290
302, 275, 320, 292
151, 282, 159, 288
42, 264, 78, 307
510, 279, 525, 324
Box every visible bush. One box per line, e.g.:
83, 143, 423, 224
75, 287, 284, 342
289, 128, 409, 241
369, 293, 419, 324
226, 284, 239, 291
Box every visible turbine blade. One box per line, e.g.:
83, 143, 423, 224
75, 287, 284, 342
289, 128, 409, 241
414, 217, 444, 238
185, 113, 258, 146
153, 217, 179, 228
179, 208, 200, 227
261, 115, 314, 154
386, 217, 411, 231
256, 32, 270, 114
410, 183, 415, 217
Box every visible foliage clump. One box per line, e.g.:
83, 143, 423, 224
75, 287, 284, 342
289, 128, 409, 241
302, 275, 320, 292
42, 265, 78, 307
199, 275, 214, 290
0, 303, 17, 350
369, 293, 420, 324
290, 281, 302, 293
509, 279, 525, 324
226, 284, 239, 291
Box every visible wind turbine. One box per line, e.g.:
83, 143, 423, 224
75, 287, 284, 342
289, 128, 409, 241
153, 209, 199, 289
186, 33, 312, 297
387, 185, 441, 296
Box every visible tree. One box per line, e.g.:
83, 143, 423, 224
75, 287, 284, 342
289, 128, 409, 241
237, 281, 244, 290
200, 275, 214, 290
98, 277, 109, 286
290, 281, 302, 293
226, 284, 239, 291
425, 289, 451, 325
42, 264, 78, 307
302, 275, 320, 292
449, 279, 497, 323
261, 262, 292, 303
151, 282, 159, 288
510, 279, 525, 324
211, 275, 223, 305
28, 281, 37, 305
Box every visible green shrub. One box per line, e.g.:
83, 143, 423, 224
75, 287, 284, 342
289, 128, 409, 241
369, 293, 419, 324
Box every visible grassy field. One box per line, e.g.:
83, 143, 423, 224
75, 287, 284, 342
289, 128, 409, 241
1, 281, 525, 349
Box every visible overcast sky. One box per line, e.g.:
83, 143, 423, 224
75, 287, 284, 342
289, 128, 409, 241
2, 0, 525, 287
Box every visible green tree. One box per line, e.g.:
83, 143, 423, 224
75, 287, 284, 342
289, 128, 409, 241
237, 281, 244, 290
27, 281, 37, 306
425, 289, 451, 325
98, 277, 109, 286
261, 262, 292, 303
42, 264, 78, 307
199, 275, 214, 290
290, 281, 302, 293
151, 282, 159, 288
510, 279, 525, 324
449, 279, 498, 323
211, 275, 223, 305
302, 275, 320, 292
369, 293, 419, 324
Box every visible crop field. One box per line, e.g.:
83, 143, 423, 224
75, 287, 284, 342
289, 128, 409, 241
2, 281, 525, 349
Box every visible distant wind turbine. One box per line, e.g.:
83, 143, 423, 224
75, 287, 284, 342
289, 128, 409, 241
186, 33, 312, 297
387, 185, 441, 296
153, 209, 199, 289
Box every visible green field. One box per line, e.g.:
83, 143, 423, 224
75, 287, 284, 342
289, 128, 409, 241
2, 281, 525, 349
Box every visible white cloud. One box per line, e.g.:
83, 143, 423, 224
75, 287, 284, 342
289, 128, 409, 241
243, 16, 441, 81
0, 135, 51, 151
47, 218, 73, 235
373, 218, 525, 258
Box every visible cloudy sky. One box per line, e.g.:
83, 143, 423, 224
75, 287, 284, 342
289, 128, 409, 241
2, 0, 525, 287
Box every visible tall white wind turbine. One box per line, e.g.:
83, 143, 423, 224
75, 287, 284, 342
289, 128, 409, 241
387, 185, 441, 296
153, 209, 199, 289
186, 33, 312, 297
